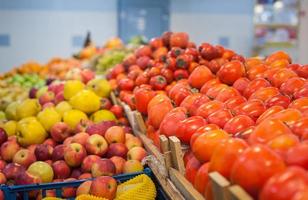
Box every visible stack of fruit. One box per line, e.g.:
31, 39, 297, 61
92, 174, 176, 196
0, 77, 147, 199
107, 32, 308, 199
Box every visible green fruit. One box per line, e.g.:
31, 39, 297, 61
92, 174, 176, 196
27, 161, 54, 183
17, 117, 47, 146
37, 107, 61, 131
90, 110, 116, 123
0, 111, 6, 121
69, 90, 101, 114
86, 79, 111, 98
3, 120, 17, 136
63, 80, 85, 100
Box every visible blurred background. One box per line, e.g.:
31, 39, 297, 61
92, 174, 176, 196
0, 0, 307, 72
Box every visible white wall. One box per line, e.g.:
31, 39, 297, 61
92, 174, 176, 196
299, 0, 308, 64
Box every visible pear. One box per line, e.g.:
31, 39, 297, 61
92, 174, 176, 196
69, 90, 101, 114
55, 101, 72, 117
3, 120, 17, 136
5, 101, 19, 120
37, 107, 61, 131
86, 79, 111, 97
17, 117, 47, 147
63, 109, 88, 129
16, 99, 41, 120
90, 110, 116, 123
63, 80, 85, 100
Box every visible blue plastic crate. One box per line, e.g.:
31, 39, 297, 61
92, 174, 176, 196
0, 167, 168, 200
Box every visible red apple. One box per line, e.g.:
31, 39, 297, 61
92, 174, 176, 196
80, 69, 95, 84
86, 121, 116, 136
0, 172, 7, 184
100, 98, 112, 110
110, 156, 126, 175
110, 105, 124, 118
79, 173, 92, 180
52, 160, 71, 179
64, 143, 87, 167
52, 144, 65, 161
27, 144, 37, 155
125, 133, 135, 141
0, 160, 6, 171
125, 137, 142, 149
62, 178, 77, 198
1, 140, 21, 161
76, 180, 92, 196
63, 136, 73, 145
123, 160, 144, 173
39, 91, 55, 106
85, 134, 108, 156
90, 176, 117, 199
91, 159, 116, 177
127, 146, 147, 161
0, 127, 8, 145
105, 126, 125, 144
0, 190, 3, 200
50, 122, 72, 143
3, 163, 25, 180
70, 168, 82, 179
13, 149, 36, 168
15, 171, 42, 185
75, 119, 94, 133
54, 91, 64, 104
35, 144, 53, 161
42, 102, 55, 109
106, 143, 128, 158
72, 132, 90, 147
81, 155, 101, 173
48, 83, 64, 95
43, 138, 57, 148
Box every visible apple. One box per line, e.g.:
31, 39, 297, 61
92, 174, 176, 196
54, 91, 65, 104
100, 97, 112, 110
76, 180, 92, 196
70, 169, 82, 180
81, 155, 101, 173
42, 102, 55, 109
110, 105, 124, 118
80, 69, 95, 84
45, 159, 53, 166
15, 171, 41, 185
125, 133, 135, 141
29, 87, 38, 98
85, 134, 108, 156
52, 144, 65, 161
64, 143, 87, 167
48, 83, 64, 95
86, 121, 116, 136
0, 127, 8, 145
43, 138, 57, 148
79, 173, 92, 180
91, 159, 116, 177
75, 119, 94, 133
3, 163, 26, 180
1, 140, 21, 161
27, 144, 37, 154
52, 160, 71, 179
63, 136, 73, 145
39, 91, 55, 106
127, 147, 147, 161
35, 144, 53, 161
125, 137, 142, 149
72, 132, 90, 147
90, 176, 117, 199
0, 172, 7, 184
13, 149, 36, 168
50, 122, 72, 143
27, 161, 54, 183
105, 126, 125, 144
123, 160, 144, 173
110, 156, 126, 175
0, 160, 6, 171
106, 143, 128, 158
62, 178, 77, 198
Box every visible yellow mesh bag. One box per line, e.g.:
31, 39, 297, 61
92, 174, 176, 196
115, 174, 156, 200
76, 194, 108, 200
42, 198, 63, 200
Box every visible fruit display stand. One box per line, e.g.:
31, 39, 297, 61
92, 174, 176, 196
114, 94, 253, 200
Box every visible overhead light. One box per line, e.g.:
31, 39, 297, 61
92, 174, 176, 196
274, 1, 284, 9
255, 4, 264, 14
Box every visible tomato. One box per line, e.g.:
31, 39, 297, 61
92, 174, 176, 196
192, 129, 229, 163
173, 69, 189, 80
176, 54, 193, 69
168, 82, 192, 106
177, 116, 207, 144
136, 56, 151, 70
289, 97, 308, 114
290, 117, 308, 139
160, 68, 173, 83
149, 75, 167, 90
135, 45, 152, 58
249, 87, 280, 102
270, 68, 298, 88
199, 43, 221, 60
118, 78, 135, 91
147, 94, 173, 129
224, 115, 255, 135
196, 100, 224, 119
200, 78, 221, 94
280, 77, 306, 96
234, 126, 255, 141
243, 78, 271, 99
233, 77, 250, 94
222, 48, 235, 60
260, 167, 308, 200
148, 66, 161, 77
296, 65, 308, 79
269, 59, 290, 69
116, 73, 126, 82
294, 84, 308, 99
188, 65, 214, 89
265, 51, 292, 64
127, 69, 142, 81
183, 150, 194, 167
207, 109, 233, 128
209, 138, 248, 179
206, 83, 228, 99
159, 107, 188, 137
109, 64, 125, 79
265, 94, 291, 108
208, 58, 227, 74
224, 95, 247, 110
267, 134, 299, 157
265, 108, 302, 126
215, 87, 240, 102
256, 105, 285, 124
231, 54, 245, 62
190, 124, 220, 146
185, 47, 199, 61
194, 163, 210, 194
135, 73, 149, 86
248, 119, 292, 144
286, 143, 308, 170
234, 99, 266, 121
149, 37, 164, 49
180, 93, 210, 116
292, 188, 308, 200
217, 60, 245, 85
122, 93, 136, 110
134, 87, 156, 114
165, 57, 176, 71
185, 156, 202, 184
230, 144, 286, 198
247, 64, 268, 80
245, 57, 264, 71
170, 32, 189, 48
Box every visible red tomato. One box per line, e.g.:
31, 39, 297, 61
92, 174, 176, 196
135, 45, 152, 58
200, 78, 221, 94
280, 77, 306, 96
217, 60, 245, 85
177, 116, 207, 144
265, 108, 302, 126
176, 54, 193, 69
149, 75, 167, 90
136, 56, 151, 70
170, 32, 189, 48
233, 77, 250, 94
265, 94, 291, 108
159, 107, 188, 137
148, 66, 161, 77
208, 58, 227, 74
267, 134, 300, 157
294, 84, 308, 99
185, 47, 199, 61
135, 73, 149, 86
290, 117, 308, 139
296, 65, 308, 79
234, 126, 255, 141
109, 105, 123, 118
249, 87, 280, 102
192, 129, 229, 163
165, 57, 176, 71
118, 78, 134, 91
234, 99, 266, 121
196, 100, 224, 119
199, 43, 222, 60
134, 87, 156, 114
215, 87, 240, 102
230, 144, 286, 198
222, 49, 236, 60
286, 143, 308, 170
190, 124, 220, 146
224, 95, 247, 110
173, 69, 189, 80
168, 82, 192, 106
160, 68, 174, 83
248, 119, 292, 144
270, 68, 298, 88
265, 51, 292, 64
149, 37, 164, 49
207, 109, 233, 128
188, 65, 214, 89
180, 93, 210, 116
194, 163, 210, 194
224, 115, 255, 135
243, 78, 271, 99
127, 69, 142, 81
260, 167, 308, 200
206, 83, 228, 99
289, 97, 308, 114
183, 150, 194, 167
209, 138, 248, 179
247, 64, 268, 80
256, 105, 285, 124
185, 156, 202, 184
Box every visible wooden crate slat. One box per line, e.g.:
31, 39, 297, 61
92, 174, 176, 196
169, 136, 185, 175
110, 92, 119, 105
228, 185, 253, 200
159, 135, 172, 174
209, 172, 231, 200
134, 111, 147, 134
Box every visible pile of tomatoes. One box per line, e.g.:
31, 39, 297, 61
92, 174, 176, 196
107, 32, 308, 200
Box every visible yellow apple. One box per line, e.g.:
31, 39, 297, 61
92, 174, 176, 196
37, 107, 61, 131
27, 161, 54, 183
63, 109, 88, 129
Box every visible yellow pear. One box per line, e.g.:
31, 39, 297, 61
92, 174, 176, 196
63, 80, 85, 100
5, 101, 19, 120
86, 79, 111, 97
17, 117, 47, 147
37, 107, 61, 131
63, 109, 88, 129
90, 110, 116, 123
55, 101, 72, 117
16, 99, 41, 120
69, 90, 101, 114
3, 120, 17, 136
